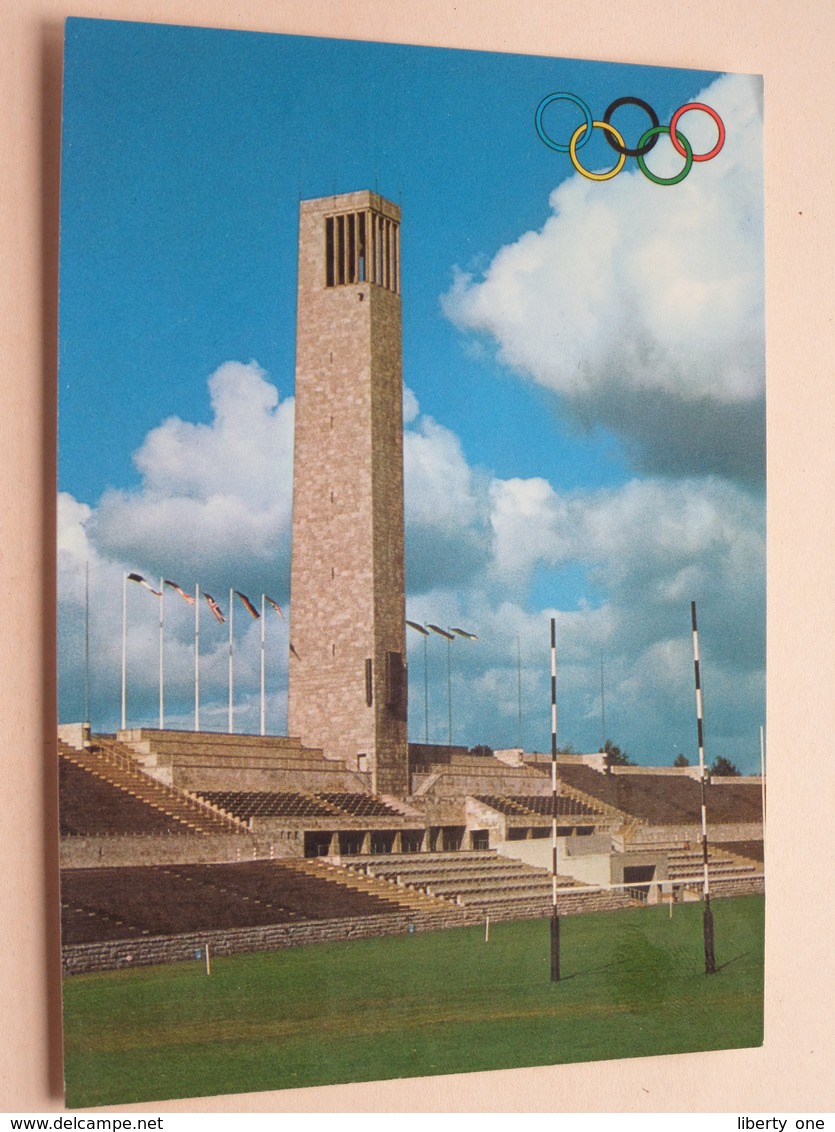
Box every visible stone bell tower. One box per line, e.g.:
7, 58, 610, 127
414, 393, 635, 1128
287, 191, 408, 796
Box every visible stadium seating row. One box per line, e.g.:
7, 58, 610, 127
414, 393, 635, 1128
60, 860, 405, 945
195, 789, 405, 821
59, 745, 245, 837
557, 763, 762, 824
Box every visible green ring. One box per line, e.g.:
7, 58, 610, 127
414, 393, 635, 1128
636, 125, 693, 185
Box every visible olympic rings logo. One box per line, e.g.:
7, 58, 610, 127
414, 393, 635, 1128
535, 93, 725, 185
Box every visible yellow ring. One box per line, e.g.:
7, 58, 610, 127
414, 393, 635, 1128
569, 120, 627, 181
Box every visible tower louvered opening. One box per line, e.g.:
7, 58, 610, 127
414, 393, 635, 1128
325, 209, 399, 293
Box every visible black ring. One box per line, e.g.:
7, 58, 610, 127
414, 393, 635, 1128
602, 96, 660, 157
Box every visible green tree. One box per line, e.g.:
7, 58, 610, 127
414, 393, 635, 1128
468, 744, 494, 758
673, 753, 690, 768
709, 755, 741, 777
600, 738, 632, 767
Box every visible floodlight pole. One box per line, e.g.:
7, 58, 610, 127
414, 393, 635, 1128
550, 616, 561, 982
446, 636, 452, 744
423, 634, 429, 743
691, 600, 717, 975
427, 624, 471, 746
406, 621, 431, 742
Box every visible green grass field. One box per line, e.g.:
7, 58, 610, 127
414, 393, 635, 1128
63, 895, 764, 1108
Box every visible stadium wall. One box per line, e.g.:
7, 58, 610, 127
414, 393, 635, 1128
61, 886, 646, 974
620, 822, 763, 847
59, 834, 300, 868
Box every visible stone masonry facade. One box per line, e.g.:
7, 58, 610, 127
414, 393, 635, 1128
288, 192, 408, 796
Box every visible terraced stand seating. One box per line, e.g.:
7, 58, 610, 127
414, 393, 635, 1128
478, 794, 602, 818
59, 741, 246, 836
411, 751, 552, 798
715, 840, 764, 865
557, 762, 762, 826
665, 845, 762, 888
57, 730, 764, 970
117, 728, 365, 793
340, 850, 630, 919
318, 792, 404, 817
196, 791, 338, 820
60, 758, 190, 837
196, 790, 405, 822
61, 860, 409, 945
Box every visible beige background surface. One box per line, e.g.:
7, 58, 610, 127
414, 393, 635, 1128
1, 0, 832, 1114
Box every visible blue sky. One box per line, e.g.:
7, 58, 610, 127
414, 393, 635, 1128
58, 19, 765, 770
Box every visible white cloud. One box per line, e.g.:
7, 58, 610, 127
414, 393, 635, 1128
57, 358, 764, 769
92, 361, 295, 591
403, 399, 492, 594
443, 73, 765, 481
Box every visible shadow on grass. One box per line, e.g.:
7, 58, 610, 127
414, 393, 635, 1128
556, 957, 630, 983
715, 950, 751, 973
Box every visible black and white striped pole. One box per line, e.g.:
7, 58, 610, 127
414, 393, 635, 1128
550, 616, 561, 982
691, 600, 718, 975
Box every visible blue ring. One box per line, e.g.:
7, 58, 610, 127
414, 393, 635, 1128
535, 92, 593, 153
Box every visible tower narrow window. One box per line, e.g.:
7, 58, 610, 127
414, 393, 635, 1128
324, 209, 399, 293
336, 214, 346, 285
358, 212, 366, 281
325, 216, 335, 287
347, 212, 356, 282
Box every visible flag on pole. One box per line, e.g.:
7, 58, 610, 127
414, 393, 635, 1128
164, 579, 195, 604
234, 591, 260, 619
127, 573, 162, 596
204, 593, 225, 623
265, 594, 285, 619
289, 643, 301, 660
450, 627, 478, 639
427, 624, 455, 640
406, 620, 429, 635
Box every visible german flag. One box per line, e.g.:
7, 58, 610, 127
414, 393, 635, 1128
204, 593, 225, 623
164, 580, 194, 605
127, 573, 161, 596
265, 594, 285, 619
235, 591, 260, 619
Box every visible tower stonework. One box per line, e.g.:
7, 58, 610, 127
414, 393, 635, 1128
288, 191, 408, 796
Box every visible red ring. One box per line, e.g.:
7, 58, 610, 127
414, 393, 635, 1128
669, 102, 725, 162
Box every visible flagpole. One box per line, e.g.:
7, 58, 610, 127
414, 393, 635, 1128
84, 561, 90, 725
600, 652, 606, 752
446, 636, 452, 744
517, 635, 523, 750
260, 594, 266, 736
550, 616, 560, 982
760, 723, 766, 845
194, 582, 200, 732
121, 572, 127, 731
159, 576, 164, 730
228, 586, 234, 734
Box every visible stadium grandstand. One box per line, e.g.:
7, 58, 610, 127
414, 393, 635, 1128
58, 724, 764, 974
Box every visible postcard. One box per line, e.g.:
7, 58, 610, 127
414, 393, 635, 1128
57, 17, 765, 1108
